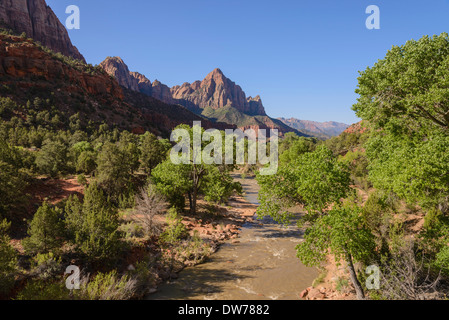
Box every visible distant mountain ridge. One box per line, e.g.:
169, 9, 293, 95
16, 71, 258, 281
99, 56, 306, 136
278, 117, 349, 138
0, 33, 234, 137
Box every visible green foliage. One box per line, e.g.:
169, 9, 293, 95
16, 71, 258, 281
362, 190, 397, 257
366, 132, 449, 210
160, 208, 188, 244
0, 97, 16, 117
31, 252, 62, 281
139, 132, 169, 174
0, 219, 18, 296
76, 150, 96, 175
0, 140, 28, 219
22, 202, 64, 255
335, 277, 349, 293
296, 205, 376, 268
35, 139, 69, 177
203, 166, 242, 204
16, 280, 70, 300
76, 174, 88, 186
82, 270, 137, 300
96, 142, 134, 197
325, 130, 368, 156
279, 134, 316, 164
151, 160, 191, 210
65, 183, 122, 263
256, 145, 351, 224
353, 33, 449, 134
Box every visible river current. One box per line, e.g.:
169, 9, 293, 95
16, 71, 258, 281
148, 176, 318, 300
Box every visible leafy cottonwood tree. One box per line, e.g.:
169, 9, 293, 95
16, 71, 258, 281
296, 205, 376, 300
151, 124, 240, 215
256, 145, 351, 225
353, 33, 449, 134
353, 32, 449, 292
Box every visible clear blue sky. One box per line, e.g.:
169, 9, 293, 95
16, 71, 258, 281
47, 0, 449, 124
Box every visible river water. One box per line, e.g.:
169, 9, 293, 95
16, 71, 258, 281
148, 176, 318, 300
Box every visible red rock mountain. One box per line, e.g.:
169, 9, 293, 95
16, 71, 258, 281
99, 56, 139, 91
171, 68, 267, 116
99, 56, 306, 136
0, 33, 230, 137
0, 0, 85, 62
100, 57, 267, 116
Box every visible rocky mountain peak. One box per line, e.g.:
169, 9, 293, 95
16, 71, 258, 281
172, 68, 267, 116
99, 56, 139, 92
0, 0, 85, 62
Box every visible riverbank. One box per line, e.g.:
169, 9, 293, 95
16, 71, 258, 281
148, 176, 319, 300
141, 194, 259, 297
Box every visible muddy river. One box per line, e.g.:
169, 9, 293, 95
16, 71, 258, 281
148, 176, 318, 300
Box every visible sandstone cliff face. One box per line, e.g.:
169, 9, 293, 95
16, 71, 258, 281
0, 34, 122, 99
171, 68, 267, 116
99, 56, 139, 92
130, 71, 152, 96
0, 0, 85, 62
151, 79, 175, 105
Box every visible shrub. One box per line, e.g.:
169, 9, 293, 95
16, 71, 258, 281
81, 271, 138, 300
22, 202, 64, 255
0, 219, 18, 297
159, 208, 187, 245
16, 280, 70, 300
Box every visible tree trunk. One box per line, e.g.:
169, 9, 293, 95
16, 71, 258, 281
346, 253, 365, 300
188, 192, 193, 213
191, 188, 197, 215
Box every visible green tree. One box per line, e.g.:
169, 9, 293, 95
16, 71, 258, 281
151, 124, 240, 214
203, 165, 242, 204
0, 141, 27, 219
65, 183, 122, 262
22, 202, 64, 255
151, 160, 192, 211
96, 142, 132, 197
35, 139, 69, 177
279, 135, 316, 164
139, 132, 169, 175
353, 33, 449, 134
296, 205, 376, 300
76, 150, 96, 175
0, 219, 18, 297
256, 145, 351, 224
